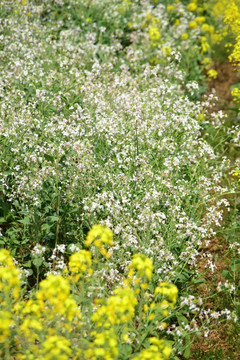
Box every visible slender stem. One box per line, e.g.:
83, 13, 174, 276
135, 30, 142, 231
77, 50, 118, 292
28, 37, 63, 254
55, 161, 60, 247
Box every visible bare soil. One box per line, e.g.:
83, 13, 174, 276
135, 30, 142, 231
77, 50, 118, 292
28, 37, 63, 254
190, 61, 240, 359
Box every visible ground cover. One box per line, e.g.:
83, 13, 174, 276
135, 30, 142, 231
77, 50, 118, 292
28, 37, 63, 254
0, 0, 239, 359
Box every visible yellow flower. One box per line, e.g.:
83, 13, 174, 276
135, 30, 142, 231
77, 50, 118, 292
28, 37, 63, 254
149, 25, 161, 41
201, 23, 215, 34
0, 249, 20, 300
42, 336, 72, 360
201, 57, 211, 69
85, 225, 113, 247
231, 87, 240, 100
148, 314, 155, 321
187, 3, 197, 12
143, 304, 149, 312
86, 330, 118, 359
154, 282, 178, 307
207, 69, 218, 79
167, 5, 175, 12
132, 337, 172, 360
162, 46, 172, 56
129, 254, 153, 281
91, 286, 137, 326
197, 113, 205, 121
163, 345, 172, 358
196, 16, 206, 24
20, 318, 43, 340
201, 36, 210, 54
181, 33, 189, 40
0, 311, 13, 342
189, 21, 198, 30
174, 19, 180, 26
69, 250, 92, 274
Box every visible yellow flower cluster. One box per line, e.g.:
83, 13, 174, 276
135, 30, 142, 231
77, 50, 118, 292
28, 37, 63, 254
210, 0, 240, 67
232, 169, 240, 182
0, 227, 178, 359
224, 0, 240, 66
231, 87, 240, 101
128, 253, 153, 282
41, 336, 72, 360
19, 274, 82, 350
69, 249, 92, 277
85, 225, 113, 258
0, 249, 20, 300
91, 285, 137, 326
0, 311, 13, 343
187, 2, 197, 12
0, 249, 20, 346
154, 282, 178, 308
85, 330, 118, 360
207, 69, 218, 79
149, 25, 161, 41
132, 337, 172, 360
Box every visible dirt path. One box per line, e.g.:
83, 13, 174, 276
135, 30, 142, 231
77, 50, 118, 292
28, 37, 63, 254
190, 62, 240, 359
207, 62, 240, 113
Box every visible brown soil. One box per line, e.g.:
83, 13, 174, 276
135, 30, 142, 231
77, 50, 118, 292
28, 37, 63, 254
190, 236, 239, 359
190, 61, 240, 359
206, 62, 240, 113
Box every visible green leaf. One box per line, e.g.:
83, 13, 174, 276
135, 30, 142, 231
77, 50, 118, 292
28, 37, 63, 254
176, 314, 188, 325
231, 82, 240, 91
33, 258, 43, 267
231, 259, 239, 272
192, 278, 206, 284
41, 223, 51, 231
48, 216, 60, 223
183, 334, 191, 359
0, 134, 5, 142
222, 270, 232, 280
19, 217, 31, 225
44, 154, 55, 163
23, 261, 32, 268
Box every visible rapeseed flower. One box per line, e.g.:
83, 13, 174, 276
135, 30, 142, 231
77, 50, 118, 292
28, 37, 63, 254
155, 282, 178, 308
189, 21, 198, 30
91, 286, 137, 326
132, 337, 172, 359
207, 69, 218, 79
85, 225, 113, 247
42, 336, 72, 360
69, 250, 92, 274
0, 249, 20, 299
85, 330, 118, 360
129, 254, 153, 282
187, 3, 197, 12
201, 36, 210, 54
149, 25, 161, 41
181, 33, 189, 40
0, 311, 13, 342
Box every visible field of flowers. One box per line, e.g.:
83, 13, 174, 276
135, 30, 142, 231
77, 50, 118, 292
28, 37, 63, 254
0, 0, 240, 359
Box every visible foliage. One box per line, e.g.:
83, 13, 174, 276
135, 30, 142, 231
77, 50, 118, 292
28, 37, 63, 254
0, 0, 239, 359
0, 246, 178, 359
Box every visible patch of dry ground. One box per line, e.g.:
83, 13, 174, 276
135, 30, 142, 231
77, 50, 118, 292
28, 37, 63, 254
207, 62, 240, 113
190, 62, 240, 359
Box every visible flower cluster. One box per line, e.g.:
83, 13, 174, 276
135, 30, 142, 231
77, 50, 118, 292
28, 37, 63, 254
0, 0, 238, 358
132, 337, 172, 360
0, 247, 177, 359
68, 250, 93, 278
